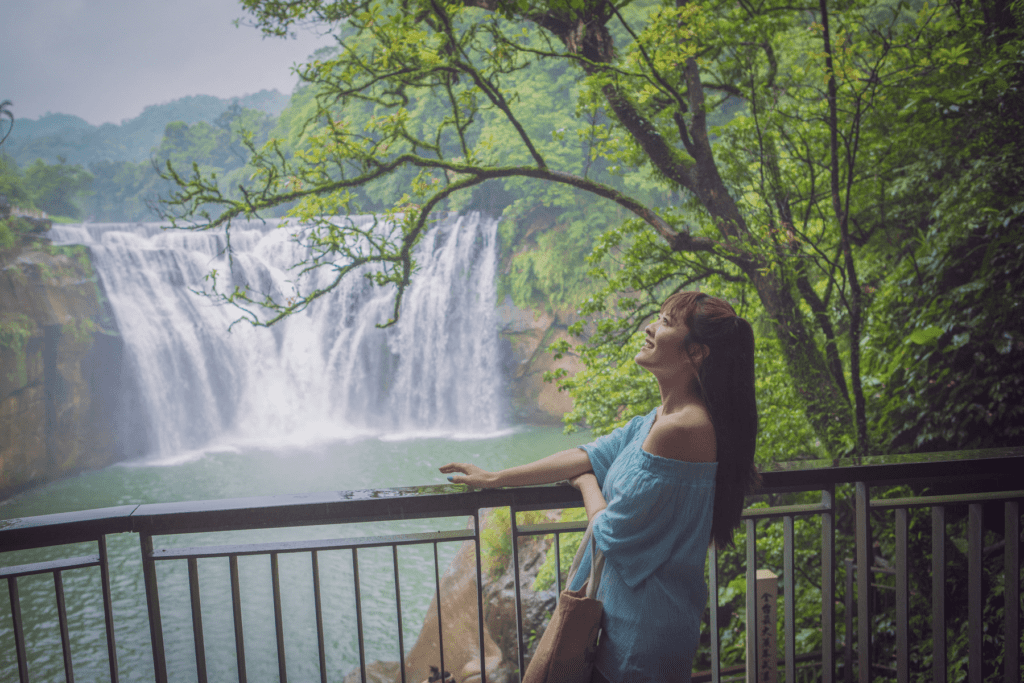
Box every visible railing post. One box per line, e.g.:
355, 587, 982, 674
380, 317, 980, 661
390, 547, 407, 683
821, 486, 836, 683
967, 504, 982, 683
473, 511, 487, 683
512, 507, 526, 677
432, 543, 445, 683
709, 543, 721, 683
312, 551, 328, 683
844, 559, 854, 683
8, 576, 30, 683
745, 518, 757, 682
855, 482, 872, 683
353, 548, 366, 683
783, 516, 795, 683
271, 552, 289, 683
98, 535, 120, 683
229, 555, 247, 683
1006, 500, 1020, 683
187, 557, 208, 683
139, 532, 168, 683
931, 506, 946, 683
894, 508, 908, 683
54, 569, 75, 683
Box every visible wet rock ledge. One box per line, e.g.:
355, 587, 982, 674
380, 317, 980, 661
0, 230, 134, 500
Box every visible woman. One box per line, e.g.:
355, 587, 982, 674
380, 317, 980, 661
440, 291, 759, 683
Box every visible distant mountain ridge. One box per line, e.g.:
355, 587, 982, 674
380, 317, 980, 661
4, 90, 290, 167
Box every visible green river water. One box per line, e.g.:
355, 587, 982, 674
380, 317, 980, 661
0, 426, 590, 682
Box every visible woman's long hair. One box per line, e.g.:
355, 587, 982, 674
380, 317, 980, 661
661, 291, 759, 549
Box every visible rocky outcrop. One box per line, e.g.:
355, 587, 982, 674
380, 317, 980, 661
345, 516, 560, 683
495, 205, 589, 426
0, 235, 131, 500
481, 529, 559, 678
498, 300, 584, 426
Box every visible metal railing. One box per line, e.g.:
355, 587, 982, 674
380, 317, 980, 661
2, 447, 1022, 683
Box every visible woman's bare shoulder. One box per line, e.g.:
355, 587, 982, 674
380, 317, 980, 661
642, 406, 717, 463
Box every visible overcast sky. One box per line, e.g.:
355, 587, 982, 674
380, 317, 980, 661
0, 0, 336, 126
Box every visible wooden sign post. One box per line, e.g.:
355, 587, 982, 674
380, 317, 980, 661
748, 569, 778, 683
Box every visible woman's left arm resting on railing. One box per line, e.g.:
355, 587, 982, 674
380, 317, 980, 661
568, 472, 607, 522
440, 447, 593, 488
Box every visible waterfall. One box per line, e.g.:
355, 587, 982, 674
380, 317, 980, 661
49, 213, 505, 456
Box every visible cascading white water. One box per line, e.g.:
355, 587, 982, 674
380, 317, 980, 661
49, 213, 505, 456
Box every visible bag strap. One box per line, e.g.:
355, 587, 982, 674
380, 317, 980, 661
586, 531, 606, 599
565, 510, 606, 598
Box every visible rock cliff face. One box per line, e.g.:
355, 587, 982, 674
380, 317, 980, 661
497, 299, 584, 426
0, 233, 130, 500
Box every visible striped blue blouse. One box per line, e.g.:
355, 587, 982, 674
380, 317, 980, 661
567, 408, 717, 683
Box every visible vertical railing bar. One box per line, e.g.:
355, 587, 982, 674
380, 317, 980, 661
931, 505, 946, 683
8, 576, 30, 683
97, 535, 120, 683
844, 558, 854, 683
54, 570, 75, 683
311, 551, 327, 683
554, 531, 562, 596
474, 511, 487, 683
271, 552, 288, 683
745, 517, 757, 682
854, 482, 872, 683
353, 548, 367, 683
511, 507, 526, 677
784, 515, 795, 683
187, 557, 208, 683
709, 542, 721, 683
894, 508, 908, 683
432, 542, 445, 683
393, 546, 407, 683
229, 555, 247, 683
821, 486, 836, 683
139, 533, 168, 683
1005, 500, 1020, 683
967, 503, 982, 683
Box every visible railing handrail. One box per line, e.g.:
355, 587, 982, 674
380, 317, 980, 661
2, 447, 1022, 553
2, 446, 1022, 683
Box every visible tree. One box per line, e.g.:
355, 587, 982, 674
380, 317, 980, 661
161, 0, 1021, 457
23, 157, 93, 219
0, 100, 13, 147
0, 155, 31, 208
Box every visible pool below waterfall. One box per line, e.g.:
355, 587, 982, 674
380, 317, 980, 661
0, 426, 589, 682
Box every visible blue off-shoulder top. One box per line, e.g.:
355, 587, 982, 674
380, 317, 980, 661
567, 408, 717, 683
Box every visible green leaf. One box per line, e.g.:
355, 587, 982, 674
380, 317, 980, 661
908, 326, 944, 345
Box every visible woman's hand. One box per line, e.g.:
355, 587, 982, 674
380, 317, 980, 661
440, 463, 500, 488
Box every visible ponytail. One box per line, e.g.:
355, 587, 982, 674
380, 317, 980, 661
661, 291, 760, 549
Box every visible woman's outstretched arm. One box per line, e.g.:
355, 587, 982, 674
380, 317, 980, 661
440, 448, 592, 488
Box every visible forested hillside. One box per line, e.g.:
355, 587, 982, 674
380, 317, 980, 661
3, 90, 289, 167
0, 93, 290, 222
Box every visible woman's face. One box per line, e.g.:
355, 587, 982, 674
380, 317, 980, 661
635, 311, 694, 374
